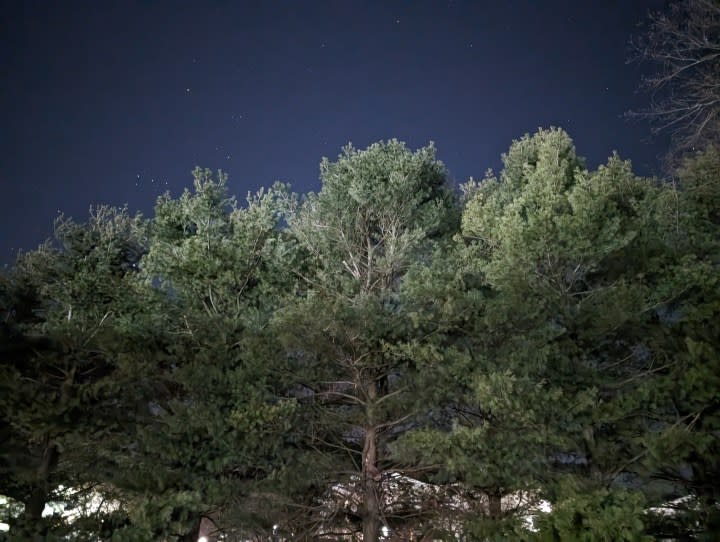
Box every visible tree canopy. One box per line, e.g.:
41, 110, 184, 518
1, 130, 718, 541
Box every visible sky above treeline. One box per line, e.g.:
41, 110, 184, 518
1, 0, 669, 264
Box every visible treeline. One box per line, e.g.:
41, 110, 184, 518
1, 128, 718, 541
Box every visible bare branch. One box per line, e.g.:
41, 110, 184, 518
628, 0, 720, 156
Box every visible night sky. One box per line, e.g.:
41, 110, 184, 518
2, 0, 669, 265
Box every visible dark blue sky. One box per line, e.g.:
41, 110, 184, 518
2, 0, 668, 264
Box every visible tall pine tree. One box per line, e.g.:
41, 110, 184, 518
108, 169, 298, 540
398, 128, 671, 538
0, 206, 148, 539
273, 140, 456, 541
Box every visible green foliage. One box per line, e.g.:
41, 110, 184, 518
273, 140, 457, 539
397, 128, 680, 537
112, 168, 300, 537
533, 486, 650, 542
1, 138, 717, 540
0, 206, 148, 538
290, 139, 456, 292
638, 147, 720, 536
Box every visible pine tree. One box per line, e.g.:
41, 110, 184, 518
642, 146, 720, 538
272, 140, 456, 540
109, 168, 299, 539
0, 206, 148, 539
398, 128, 672, 538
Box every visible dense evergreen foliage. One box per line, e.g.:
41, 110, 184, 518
1, 131, 718, 541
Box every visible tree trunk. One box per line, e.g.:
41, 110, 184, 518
24, 440, 57, 520
21, 438, 58, 540
178, 517, 201, 542
362, 380, 381, 542
488, 490, 502, 519
24, 487, 48, 524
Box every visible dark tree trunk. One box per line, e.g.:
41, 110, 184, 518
23, 439, 58, 523
18, 438, 58, 541
488, 490, 503, 519
178, 517, 201, 542
362, 381, 381, 542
